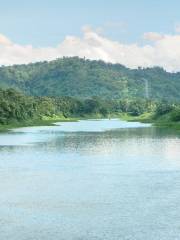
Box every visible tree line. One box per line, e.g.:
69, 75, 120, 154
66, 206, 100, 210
0, 88, 179, 125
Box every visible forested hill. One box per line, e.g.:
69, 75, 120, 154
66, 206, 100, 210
0, 57, 180, 100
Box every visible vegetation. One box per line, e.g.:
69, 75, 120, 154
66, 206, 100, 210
0, 58, 179, 130
0, 88, 116, 129
122, 101, 180, 130
0, 88, 179, 131
152, 102, 180, 129
0, 57, 180, 100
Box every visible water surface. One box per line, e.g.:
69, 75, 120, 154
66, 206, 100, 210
0, 119, 180, 240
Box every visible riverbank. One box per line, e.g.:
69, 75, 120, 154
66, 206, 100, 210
0, 112, 179, 132
0, 115, 79, 132
0, 113, 108, 132
119, 113, 180, 130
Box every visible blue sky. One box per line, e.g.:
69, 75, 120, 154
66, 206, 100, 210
0, 0, 180, 71
0, 0, 179, 46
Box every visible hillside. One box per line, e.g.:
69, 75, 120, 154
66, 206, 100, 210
0, 57, 180, 100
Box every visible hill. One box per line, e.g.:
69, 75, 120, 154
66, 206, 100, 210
0, 57, 180, 100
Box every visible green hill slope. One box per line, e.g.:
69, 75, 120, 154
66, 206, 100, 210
0, 57, 180, 100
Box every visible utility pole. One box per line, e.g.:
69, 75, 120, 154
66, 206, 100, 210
143, 78, 149, 99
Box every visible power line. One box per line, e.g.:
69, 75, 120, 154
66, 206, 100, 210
143, 78, 150, 99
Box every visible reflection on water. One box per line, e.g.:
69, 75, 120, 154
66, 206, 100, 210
0, 119, 180, 240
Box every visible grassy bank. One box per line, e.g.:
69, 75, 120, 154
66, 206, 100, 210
118, 112, 153, 123
119, 112, 180, 130
1, 111, 180, 132
0, 115, 79, 132
0, 113, 109, 132
153, 113, 180, 130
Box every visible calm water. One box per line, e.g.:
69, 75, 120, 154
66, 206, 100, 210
0, 119, 180, 240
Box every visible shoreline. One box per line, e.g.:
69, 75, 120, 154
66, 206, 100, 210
0, 114, 110, 132
0, 113, 179, 132
119, 113, 180, 130
0, 117, 78, 132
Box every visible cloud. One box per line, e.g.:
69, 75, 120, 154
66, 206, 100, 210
0, 27, 180, 72
0, 34, 12, 46
143, 32, 164, 41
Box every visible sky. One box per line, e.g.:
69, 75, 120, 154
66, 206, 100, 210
0, 0, 180, 71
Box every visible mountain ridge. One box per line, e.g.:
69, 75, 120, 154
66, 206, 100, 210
0, 57, 180, 100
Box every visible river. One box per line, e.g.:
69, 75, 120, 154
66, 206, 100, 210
0, 119, 180, 240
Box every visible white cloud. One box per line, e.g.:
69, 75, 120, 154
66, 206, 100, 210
0, 34, 12, 46
0, 28, 180, 72
143, 32, 164, 41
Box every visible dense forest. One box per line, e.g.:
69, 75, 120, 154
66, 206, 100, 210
0, 88, 149, 124
0, 57, 180, 100
0, 88, 179, 128
0, 58, 180, 129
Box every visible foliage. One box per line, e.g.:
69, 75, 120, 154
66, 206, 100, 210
0, 57, 180, 100
0, 88, 179, 129
0, 88, 115, 124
